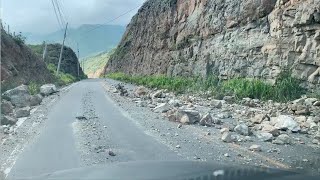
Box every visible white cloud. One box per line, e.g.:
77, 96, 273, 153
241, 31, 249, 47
2, 0, 145, 34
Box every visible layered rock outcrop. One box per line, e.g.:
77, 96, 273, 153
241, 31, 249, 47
105, 0, 320, 88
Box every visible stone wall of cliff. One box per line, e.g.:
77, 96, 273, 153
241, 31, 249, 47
105, 0, 320, 88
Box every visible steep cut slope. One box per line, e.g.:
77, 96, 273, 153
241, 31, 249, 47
82, 50, 113, 78
26, 24, 125, 58
105, 0, 320, 88
1, 29, 54, 92
30, 44, 85, 78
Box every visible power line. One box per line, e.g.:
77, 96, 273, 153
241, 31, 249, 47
80, 4, 142, 37
51, 0, 63, 29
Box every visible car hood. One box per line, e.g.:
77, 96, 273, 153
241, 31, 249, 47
24, 161, 318, 180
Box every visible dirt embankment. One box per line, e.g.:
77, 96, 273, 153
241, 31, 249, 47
1, 29, 54, 92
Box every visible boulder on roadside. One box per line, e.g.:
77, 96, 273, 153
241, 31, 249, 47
178, 109, 200, 124
30, 94, 43, 106
40, 84, 57, 96
305, 98, 318, 106
166, 109, 179, 122
221, 132, 237, 143
210, 100, 223, 108
271, 115, 300, 132
251, 114, 270, 124
261, 124, 280, 136
2, 84, 29, 98
1, 100, 14, 115
234, 124, 249, 136
14, 107, 31, 118
200, 113, 214, 126
1, 115, 17, 125
220, 128, 229, 134
3, 85, 32, 108
272, 134, 292, 145
255, 132, 274, 142
168, 99, 181, 107
153, 103, 171, 113
134, 86, 148, 97
152, 90, 164, 99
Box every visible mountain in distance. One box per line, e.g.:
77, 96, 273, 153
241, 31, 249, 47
25, 24, 125, 58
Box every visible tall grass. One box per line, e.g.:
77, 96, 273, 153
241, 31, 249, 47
28, 82, 40, 95
47, 63, 77, 86
107, 72, 306, 102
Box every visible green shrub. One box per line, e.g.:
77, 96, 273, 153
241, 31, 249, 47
222, 78, 273, 100
107, 71, 306, 103
28, 82, 40, 95
272, 71, 305, 102
47, 63, 56, 73
55, 73, 77, 86
13, 33, 26, 46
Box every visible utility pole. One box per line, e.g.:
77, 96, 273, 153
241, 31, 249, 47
77, 43, 80, 77
56, 23, 68, 75
42, 41, 48, 61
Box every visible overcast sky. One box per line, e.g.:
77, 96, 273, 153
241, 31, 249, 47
2, 0, 145, 34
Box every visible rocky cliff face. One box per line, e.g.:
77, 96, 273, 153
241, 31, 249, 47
105, 0, 320, 88
1, 29, 54, 92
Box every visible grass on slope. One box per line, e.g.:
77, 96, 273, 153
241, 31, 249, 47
107, 72, 306, 102
82, 50, 114, 78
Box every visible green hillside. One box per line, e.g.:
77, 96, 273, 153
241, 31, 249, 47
25, 24, 125, 58
82, 50, 114, 78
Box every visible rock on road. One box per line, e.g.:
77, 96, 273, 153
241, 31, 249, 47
7, 79, 179, 179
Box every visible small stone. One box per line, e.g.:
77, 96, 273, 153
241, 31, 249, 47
249, 145, 262, 152
211, 100, 223, 108
14, 107, 31, 118
272, 134, 292, 145
261, 124, 280, 136
153, 103, 171, 113
168, 99, 181, 107
221, 132, 236, 143
176, 145, 181, 149
220, 128, 229, 134
223, 96, 235, 103
234, 124, 249, 136
177, 124, 182, 128
178, 109, 201, 124
224, 153, 230, 157
152, 90, 164, 99
200, 113, 213, 126
313, 101, 320, 106
312, 139, 319, 144
108, 150, 116, 156
256, 132, 273, 142
252, 114, 270, 124
134, 86, 148, 97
